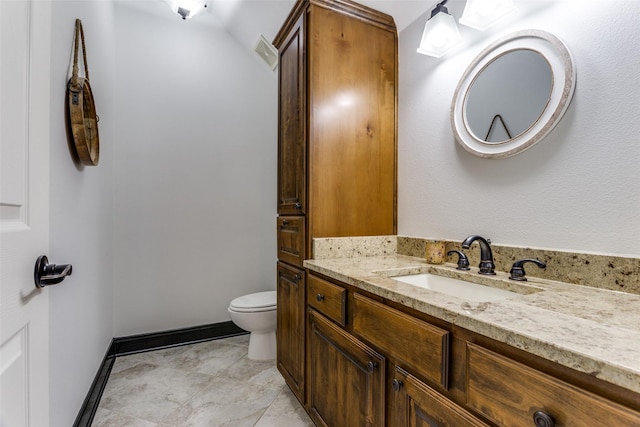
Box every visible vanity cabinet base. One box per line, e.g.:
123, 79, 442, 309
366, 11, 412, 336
308, 310, 385, 427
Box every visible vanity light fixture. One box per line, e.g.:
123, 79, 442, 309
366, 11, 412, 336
459, 0, 515, 31
417, 0, 462, 58
164, 0, 210, 20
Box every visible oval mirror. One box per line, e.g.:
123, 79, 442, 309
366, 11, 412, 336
451, 30, 576, 158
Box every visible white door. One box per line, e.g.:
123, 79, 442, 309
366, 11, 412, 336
1, 1, 52, 426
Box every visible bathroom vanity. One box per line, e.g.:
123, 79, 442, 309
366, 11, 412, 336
271, 1, 639, 425
301, 248, 640, 426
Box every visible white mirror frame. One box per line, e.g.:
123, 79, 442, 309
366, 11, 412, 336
451, 29, 576, 159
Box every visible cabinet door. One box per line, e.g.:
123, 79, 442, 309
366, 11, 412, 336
276, 262, 305, 402
308, 310, 385, 427
277, 216, 305, 267
307, 4, 397, 238
390, 366, 490, 427
467, 343, 640, 427
277, 14, 306, 215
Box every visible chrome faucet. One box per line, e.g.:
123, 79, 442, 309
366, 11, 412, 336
461, 235, 496, 275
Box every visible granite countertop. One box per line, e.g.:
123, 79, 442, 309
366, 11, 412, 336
304, 254, 640, 394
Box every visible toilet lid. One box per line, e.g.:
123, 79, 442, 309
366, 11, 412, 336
229, 291, 276, 311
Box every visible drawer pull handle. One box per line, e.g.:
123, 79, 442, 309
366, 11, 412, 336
533, 411, 555, 427
281, 220, 290, 227
367, 361, 377, 372
294, 275, 301, 281
392, 379, 403, 391
316, 294, 324, 302
294, 202, 302, 210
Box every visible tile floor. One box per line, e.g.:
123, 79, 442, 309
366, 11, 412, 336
92, 334, 314, 426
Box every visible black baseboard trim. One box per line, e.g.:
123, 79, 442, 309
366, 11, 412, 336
112, 321, 247, 356
73, 321, 247, 426
73, 349, 116, 427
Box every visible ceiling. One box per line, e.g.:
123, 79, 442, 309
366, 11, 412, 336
122, 0, 434, 54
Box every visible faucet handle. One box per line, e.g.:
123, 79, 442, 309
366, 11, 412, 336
447, 250, 470, 271
509, 259, 546, 281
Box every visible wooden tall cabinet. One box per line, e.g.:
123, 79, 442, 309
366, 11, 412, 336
273, 0, 397, 406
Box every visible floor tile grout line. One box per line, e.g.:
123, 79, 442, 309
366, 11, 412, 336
252, 385, 286, 426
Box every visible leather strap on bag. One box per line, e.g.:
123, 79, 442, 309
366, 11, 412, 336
70, 19, 89, 90
67, 18, 100, 166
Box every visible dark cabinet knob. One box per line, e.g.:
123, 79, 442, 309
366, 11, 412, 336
392, 379, 403, 391
294, 202, 302, 210
367, 361, 377, 372
316, 294, 324, 302
533, 411, 555, 427
294, 274, 301, 281
281, 220, 290, 227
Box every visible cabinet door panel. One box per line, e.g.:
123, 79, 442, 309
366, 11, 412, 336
307, 4, 397, 238
277, 15, 306, 216
276, 262, 305, 402
391, 366, 490, 427
308, 310, 385, 427
277, 216, 305, 267
353, 293, 450, 389
467, 343, 640, 427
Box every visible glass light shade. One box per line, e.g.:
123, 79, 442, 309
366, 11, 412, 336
459, 0, 515, 30
164, 0, 209, 19
417, 11, 462, 58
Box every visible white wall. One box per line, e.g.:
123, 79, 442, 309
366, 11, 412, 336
49, 1, 279, 422
398, 0, 640, 257
112, 4, 278, 336
49, 2, 116, 426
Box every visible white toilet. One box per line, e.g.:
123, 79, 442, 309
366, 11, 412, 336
228, 291, 277, 361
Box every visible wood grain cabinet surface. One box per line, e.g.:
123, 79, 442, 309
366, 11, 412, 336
467, 343, 640, 427
305, 2, 397, 242
274, 0, 397, 257
274, 0, 398, 409
390, 366, 490, 427
276, 262, 306, 402
276, 13, 306, 217
352, 293, 450, 390
307, 274, 347, 327
277, 216, 306, 267
308, 309, 386, 427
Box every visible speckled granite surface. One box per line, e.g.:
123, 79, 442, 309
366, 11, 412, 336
307, 237, 640, 394
312, 235, 397, 259
398, 236, 640, 295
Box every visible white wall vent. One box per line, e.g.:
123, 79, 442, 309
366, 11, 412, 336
253, 34, 278, 71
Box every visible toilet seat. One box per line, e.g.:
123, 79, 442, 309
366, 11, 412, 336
229, 291, 276, 313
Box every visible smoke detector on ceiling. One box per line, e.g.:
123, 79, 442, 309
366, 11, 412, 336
253, 34, 278, 71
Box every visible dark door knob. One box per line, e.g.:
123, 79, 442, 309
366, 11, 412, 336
34, 255, 72, 288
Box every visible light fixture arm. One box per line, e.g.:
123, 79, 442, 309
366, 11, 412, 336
431, 0, 450, 18
177, 7, 190, 19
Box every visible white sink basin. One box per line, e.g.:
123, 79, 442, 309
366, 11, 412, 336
392, 273, 521, 302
